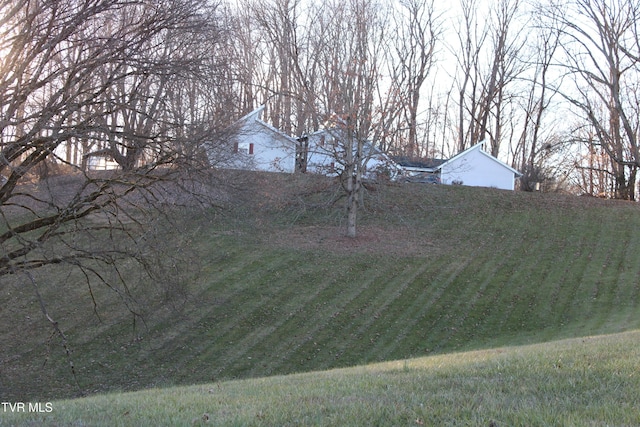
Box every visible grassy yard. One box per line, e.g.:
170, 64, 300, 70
3, 330, 640, 426
2, 174, 640, 422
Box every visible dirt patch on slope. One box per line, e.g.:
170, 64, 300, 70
268, 224, 435, 256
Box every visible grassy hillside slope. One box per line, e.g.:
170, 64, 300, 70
2, 173, 640, 402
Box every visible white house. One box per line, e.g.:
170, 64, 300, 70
301, 128, 401, 180
439, 142, 521, 190
218, 106, 297, 173
395, 141, 521, 190
216, 109, 519, 189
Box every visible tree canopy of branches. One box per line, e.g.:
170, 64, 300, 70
239, 0, 640, 195
0, 0, 228, 280
7, 0, 639, 288
547, 0, 640, 200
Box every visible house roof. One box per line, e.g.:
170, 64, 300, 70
304, 127, 384, 155
439, 141, 522, 176
238, 105, 298, 145
393, 156, 446, 169
239, 105, 266, 122
302, 127, 403, 174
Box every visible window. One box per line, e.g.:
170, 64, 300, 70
236, 142, 255, 155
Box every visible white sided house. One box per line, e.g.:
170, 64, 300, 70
439, 141, 521, 190
395, 141, 521, 190
220, 106, 297, 173
300, 128, 401, 180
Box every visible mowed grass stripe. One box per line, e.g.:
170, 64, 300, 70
618, 248, 640, 329
179, 250, 333, 378
319, 259, 441, 365
184, 251, 394, 379
268, 256, 413, 372
484, 216, 612, 342
554, 217, 626, 333
355, 257, 456, 360
247, 258, 366, 373
369, 257, 496, 359
345, 260, 445, 360
461, 229, 560, 343
229, 255, 392, 376
365, 252, 489, 358
393, 251, 509, 354
589, 223, 640, 332
133, 245, 309, 382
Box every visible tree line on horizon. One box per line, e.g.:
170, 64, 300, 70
220, 0, 640, 201
1, 0, 639, 199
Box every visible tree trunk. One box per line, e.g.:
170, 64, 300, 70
346, 177, 358, 238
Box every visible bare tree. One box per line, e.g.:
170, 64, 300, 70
512, 7, 563, 190
449, 0, 526, 157
385, 0, 441, 159
450, 0, 488, 152
477, 0, 525, 156
548, 0, 640, 199
0, 0, 230, 331
307, 0, 387, 238
570, 126, 617, 196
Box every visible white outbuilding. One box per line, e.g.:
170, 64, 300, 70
395, 141, 521, 190
438, 141, 521, 190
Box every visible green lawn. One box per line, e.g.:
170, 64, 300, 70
4, 331, 640, 426
2, 175, 640, 423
